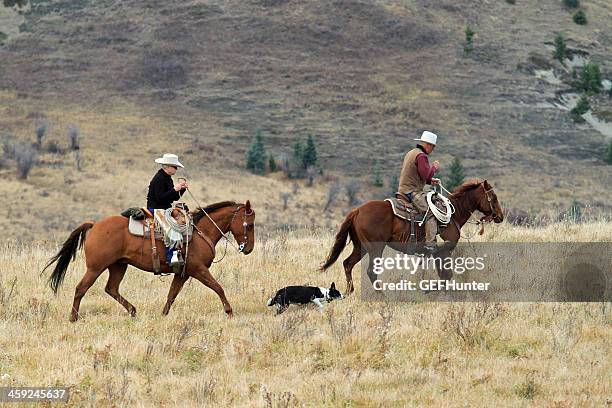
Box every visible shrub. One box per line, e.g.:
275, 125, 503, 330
505, 0, 515, 4
35, 119, 48, 149
568, 199, 583, 222
141, 50, 187, 89
45, 140, 63, 154
345, 181, 360, 207
245, 131, 266, 175
572, 10, 587, 25
570, 95, 589, 122
67, 125, 80, 150
553, 34, 566, 62
324, 182, 341, 211
579, 62, 602, 94
14, 142, 37, 179
0, 32, 7, 45
563, 0, 579, 8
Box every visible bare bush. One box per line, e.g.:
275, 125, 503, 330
35, 119, 48, 149
280, 192, 291, 210
67, 125, 80, 150
14, 142, 37, 179
324, 182, 341, 211
443, 303, 504, 348
45, 140, 64, 154
345, 181, 360, 206
141, 49, 187, 89
306, 165, 317, 186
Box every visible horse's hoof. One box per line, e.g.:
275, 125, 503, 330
226, 310, 234, 318
69, 316, 78, 323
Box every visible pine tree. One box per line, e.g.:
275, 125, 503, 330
605, 140, 612, 165
446, 156, 465, 191
268, 155, 277, 172
573, 10, 587, 25
245, 131, 266, 174
372, 163, 383, 187
554, 34, 566, 62
303, 134, 317, 168
564, 0, 579, 8
570, 95, 589, 122
464, 25, 475, 53
389, 174, 399, 195
579, 63, 602, 94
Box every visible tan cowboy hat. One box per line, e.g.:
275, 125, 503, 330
155, 153, 184, 168
413, 130, 438, 145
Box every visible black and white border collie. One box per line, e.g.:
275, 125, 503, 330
267, 282, 343, 314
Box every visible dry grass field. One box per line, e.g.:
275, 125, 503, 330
0, 221, 610, 407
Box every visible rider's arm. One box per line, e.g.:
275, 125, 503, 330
416, 153, 437, 184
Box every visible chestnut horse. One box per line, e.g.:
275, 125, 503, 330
320, 180, 504, 294
43, 201, 255, 322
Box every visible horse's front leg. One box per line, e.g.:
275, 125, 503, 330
190, 267, 233, 317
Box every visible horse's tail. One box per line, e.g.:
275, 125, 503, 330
44, 221, 95, 294
320, 209, 358, 271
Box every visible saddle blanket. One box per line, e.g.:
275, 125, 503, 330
128, 213, 193, 242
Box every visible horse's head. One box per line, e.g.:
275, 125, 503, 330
476, 180, 504, 223
229, 200, 256, 254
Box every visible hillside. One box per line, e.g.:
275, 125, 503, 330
1, 0, 612, 239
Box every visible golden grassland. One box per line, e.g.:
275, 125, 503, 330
0, 221, 610, 407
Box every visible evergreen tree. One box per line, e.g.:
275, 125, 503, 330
572, 10, 587, 25
579, 62, 602, 94
605, 140, 612, 165
245, 131, 266, 174
554, 34, 566, 62
570, 95, 589, 122
446, 156, 465, 191
563, 0, 579, 8
464, 25, 475, 53
303, 134, 317, 168
268, 155, 277, 172
372, 162, 384, 187
389, 174, 399, 195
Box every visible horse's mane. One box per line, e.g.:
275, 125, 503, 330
450, 179, 482, 198
192, 201, 238, 223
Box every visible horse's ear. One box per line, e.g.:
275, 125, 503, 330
245, 200, 251, 211
483, 179, 490, 188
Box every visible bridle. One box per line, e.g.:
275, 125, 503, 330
451, 182, 500, 240
191, 204, 254, 262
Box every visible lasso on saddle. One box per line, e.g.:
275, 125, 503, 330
385, 191, 452, 242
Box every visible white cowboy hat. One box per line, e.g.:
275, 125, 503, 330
414, 130, 438, 145
155, 153, 184, 168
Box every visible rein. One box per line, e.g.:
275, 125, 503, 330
445, 182, 496, 241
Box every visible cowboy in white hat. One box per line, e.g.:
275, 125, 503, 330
398, 131, 441, 253
147, 153, 189, 270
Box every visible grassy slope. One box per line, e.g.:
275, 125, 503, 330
0, 1, 612, 242
0, 222, 610, 407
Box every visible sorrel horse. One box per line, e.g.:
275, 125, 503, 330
320, 180, 504, 294
43, 201, 255, 322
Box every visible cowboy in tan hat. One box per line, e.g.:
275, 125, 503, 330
398, 131, 441, 253
147, 153, 188, 210
147, 153, 189, 269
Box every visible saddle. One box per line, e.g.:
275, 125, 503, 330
385, 195, 424, 222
